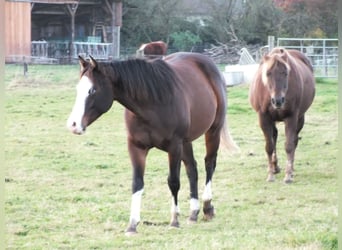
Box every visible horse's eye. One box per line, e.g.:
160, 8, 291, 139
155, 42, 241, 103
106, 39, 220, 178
88, 88, 96, 95
266, 71, 271, 77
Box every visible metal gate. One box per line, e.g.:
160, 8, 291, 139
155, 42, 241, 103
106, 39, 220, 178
277, 38, 338, 78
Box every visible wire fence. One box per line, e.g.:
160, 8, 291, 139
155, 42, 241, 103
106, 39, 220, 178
277, 38, 338, 78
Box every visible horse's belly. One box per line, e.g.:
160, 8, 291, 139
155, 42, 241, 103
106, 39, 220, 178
187, 96, 218, 141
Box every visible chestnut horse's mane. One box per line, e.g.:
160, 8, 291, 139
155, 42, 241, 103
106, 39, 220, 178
261, 52, 291, 85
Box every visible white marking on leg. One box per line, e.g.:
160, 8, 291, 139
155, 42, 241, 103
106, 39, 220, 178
171, 196, 180, 214
129, 189, 144, 225
190, 198, 200, 211
202, 181, 212, 201
67, 76, 93, 133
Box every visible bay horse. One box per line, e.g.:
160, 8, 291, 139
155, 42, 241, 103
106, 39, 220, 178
249, 47, 315, 183
136, 41, 167, 59
67, 52, 239, 234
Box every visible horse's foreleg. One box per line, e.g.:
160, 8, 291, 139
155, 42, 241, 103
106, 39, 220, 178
182, 142, 200, 223
259, 114, 279, 182
125, 142, 148, 235
202, 131, 220, 221
168, 145, 182, 228
284, 116, 303, 183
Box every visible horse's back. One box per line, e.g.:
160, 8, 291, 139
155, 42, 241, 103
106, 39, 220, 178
164, 52, 227, 140
164, 52, 226, 107
288, 49, 313, 72
287, 50, 315, 113
164, 52, 225, 91
144, 41, 167, 55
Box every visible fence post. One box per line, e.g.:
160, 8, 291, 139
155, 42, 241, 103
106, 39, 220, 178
111, 1, 122, 59
323, 39, 327, 76
23, 56, 28, 77
268, 36, 275, 52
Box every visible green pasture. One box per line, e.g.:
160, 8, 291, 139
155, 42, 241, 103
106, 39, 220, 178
4, 64, 337, 249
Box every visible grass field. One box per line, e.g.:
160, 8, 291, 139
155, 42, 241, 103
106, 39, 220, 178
4, 64, 337, 249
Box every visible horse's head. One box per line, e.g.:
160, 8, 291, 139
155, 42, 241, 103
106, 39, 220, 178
67, 56, 114, 134
261, 48, 291, 109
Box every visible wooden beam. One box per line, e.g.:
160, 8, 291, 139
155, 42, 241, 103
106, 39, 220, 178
7, 0, 104, 4
104, 0, 113, 13
7, 0, 80, 4
66, 3, 78, 62
32, 10, 66, 15
65, 3, 78, 16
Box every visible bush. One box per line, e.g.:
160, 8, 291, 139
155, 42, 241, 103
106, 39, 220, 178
170, 30, 202, 51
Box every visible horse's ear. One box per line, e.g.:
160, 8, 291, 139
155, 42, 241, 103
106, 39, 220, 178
79, 55, 88, 70
279, 49, 289, 61
89, 55, 98, 69
262, 55, 270, 63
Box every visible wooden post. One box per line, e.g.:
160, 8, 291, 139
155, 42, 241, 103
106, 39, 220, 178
23, 56, 28, 77
105, 0, 122, 59
66, 3, 78, 63
113, 1, 122, 59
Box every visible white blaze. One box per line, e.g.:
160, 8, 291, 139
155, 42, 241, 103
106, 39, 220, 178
261, 63, 269, 86
139, 43, 147, 51
67, 76, 93, 134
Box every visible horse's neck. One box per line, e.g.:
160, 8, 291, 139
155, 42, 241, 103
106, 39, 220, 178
113, 84, 148, 119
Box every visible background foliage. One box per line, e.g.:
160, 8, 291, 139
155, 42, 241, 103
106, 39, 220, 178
120, 0, 337, 50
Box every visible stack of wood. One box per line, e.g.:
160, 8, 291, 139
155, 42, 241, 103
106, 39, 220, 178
203, 41, 261, 65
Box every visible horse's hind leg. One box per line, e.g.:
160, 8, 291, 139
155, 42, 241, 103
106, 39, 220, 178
202, 130, 220, 221
167, 143, 183, 228
182, 142, 200, 223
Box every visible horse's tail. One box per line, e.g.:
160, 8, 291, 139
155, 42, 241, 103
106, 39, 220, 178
220, 118, 240, 153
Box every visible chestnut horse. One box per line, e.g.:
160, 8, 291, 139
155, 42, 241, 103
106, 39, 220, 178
249, 47, 315, 183
67, 52, 239, 234
136, 41, 167, 58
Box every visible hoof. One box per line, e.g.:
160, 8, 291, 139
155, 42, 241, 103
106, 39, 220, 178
284, 177, 294, 184
203, 201, 215, 221
203, 210, 215, 221
125, 228, 138, 236
284, 173, 294, 183
274, 166, 281, 174
170, 212, 180, 228
170, 221, 180, 228
266, 174, 275, 182
188, 210, 199, 224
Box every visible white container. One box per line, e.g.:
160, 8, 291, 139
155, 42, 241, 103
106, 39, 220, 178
223, 64, 259, 86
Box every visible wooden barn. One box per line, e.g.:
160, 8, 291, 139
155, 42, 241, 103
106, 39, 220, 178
5, 0, 122, 63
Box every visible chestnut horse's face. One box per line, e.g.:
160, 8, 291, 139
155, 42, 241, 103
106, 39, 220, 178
67, 56, 114, 134
261, 53, 290, 109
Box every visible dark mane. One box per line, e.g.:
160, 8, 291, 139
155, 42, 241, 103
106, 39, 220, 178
106, 58, 179, 104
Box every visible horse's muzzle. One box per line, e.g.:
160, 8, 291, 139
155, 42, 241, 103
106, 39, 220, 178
67, 121, 86, 135
271, 96, 285, 109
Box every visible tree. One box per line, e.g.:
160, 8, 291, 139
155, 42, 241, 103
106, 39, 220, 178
119, 0, 337, 51
199, 0, 240, 44
170, 30, 201, 51
236, 0, 283, 44
273, 0, 337, 37
121, 0, 183, 47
